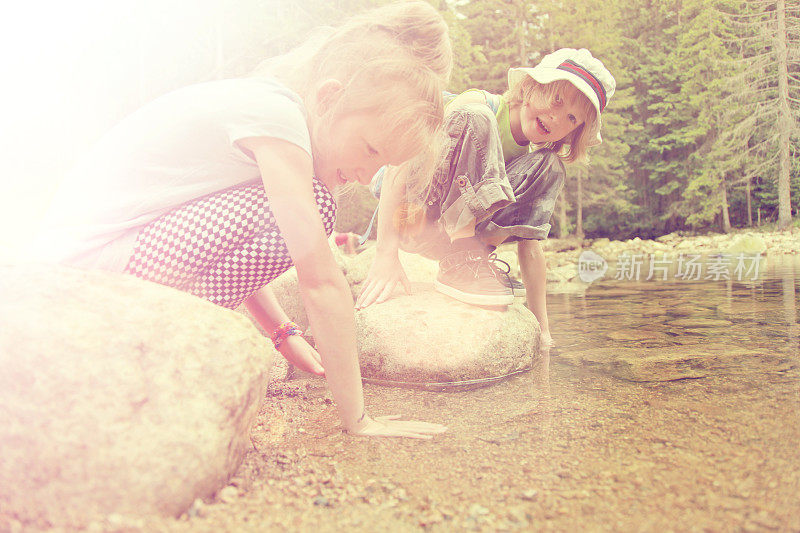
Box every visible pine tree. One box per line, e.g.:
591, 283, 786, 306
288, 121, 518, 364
672, 0, 744, 232
716, 0, 800, 230
455, 0, 537, 92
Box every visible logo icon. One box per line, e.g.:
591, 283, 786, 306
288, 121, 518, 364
578, 250, 608, 283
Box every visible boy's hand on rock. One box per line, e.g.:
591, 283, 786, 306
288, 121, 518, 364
355, 253, 411, 309
278, 335, 324, 375
346, 414, 447, 439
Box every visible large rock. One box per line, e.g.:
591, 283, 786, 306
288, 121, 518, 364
0, 263, 271, 528
356, 290, 538, 387
270, 246, 540, 388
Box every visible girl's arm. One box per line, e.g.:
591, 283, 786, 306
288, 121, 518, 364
517, 239, 554, 347
240, 136, 445, 438
355, 166, 412, 308
244, 286, 324, 375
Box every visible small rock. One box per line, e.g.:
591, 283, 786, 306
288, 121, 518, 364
521, 489, 539, 501
313, 496, 331, 507
217, 486, 239, 504
469, 504, 490, 516
186, 498, 205, 518
276, 454, 291, 465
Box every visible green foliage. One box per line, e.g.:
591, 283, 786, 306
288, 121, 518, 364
188, 0, 800, 237
53, 0, 798, 239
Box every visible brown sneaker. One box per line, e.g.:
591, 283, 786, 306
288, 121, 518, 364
488, 253, 526, 297
435, 250, 514, 306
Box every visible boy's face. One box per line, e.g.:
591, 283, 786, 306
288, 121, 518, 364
517, 84, 587, 145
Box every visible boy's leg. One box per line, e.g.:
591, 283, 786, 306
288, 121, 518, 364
518, 239, 554, 347
421, 103, 517, 305
475, 149, 565, 246
475, 150, 564, 335
426, 103, 514, 247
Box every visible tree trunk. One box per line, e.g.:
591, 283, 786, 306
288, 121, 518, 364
516, 2, 526, 65
776, 0, 793, 230
746, 178, 753, 227
720, 179, 731, 233
558, 190, 568, 238
576, 171, 584, 239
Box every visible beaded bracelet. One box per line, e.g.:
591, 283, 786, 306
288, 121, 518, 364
271, 321, 302, 350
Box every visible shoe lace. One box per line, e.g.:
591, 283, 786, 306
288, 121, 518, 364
488, 252, 511, 274
460, 251, 497, 280
488, 252, 514, 287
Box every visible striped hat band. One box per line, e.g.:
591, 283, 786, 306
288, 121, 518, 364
557, 60, 607, 112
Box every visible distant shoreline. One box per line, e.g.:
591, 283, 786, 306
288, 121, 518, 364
492, 227, 799, 293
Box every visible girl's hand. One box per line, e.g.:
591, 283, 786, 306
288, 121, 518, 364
355, 252, 411, 309
346, 414, 447, 439
278, 334, 325, 375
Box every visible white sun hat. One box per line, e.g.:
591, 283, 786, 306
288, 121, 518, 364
508, 48, 616, 145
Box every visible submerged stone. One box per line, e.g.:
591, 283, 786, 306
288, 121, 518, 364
605, 329, 674, 343
667, 304, 715, 317
555, 343, 757, 382
667, 318, 734, 328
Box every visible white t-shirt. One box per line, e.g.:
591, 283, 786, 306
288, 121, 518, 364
32, 77, 311, 271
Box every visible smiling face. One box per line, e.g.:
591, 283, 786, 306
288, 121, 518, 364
312, 111, 414, 191
512, 82, 588, 146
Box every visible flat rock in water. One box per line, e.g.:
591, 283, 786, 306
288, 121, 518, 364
0, 263, 270, 528
270, 247, 539, 387
667, 304, 714, 317
604, 329, 674, 343
555, 343, 755, 382
583, 288, 644, 298
667, 318, 734, 328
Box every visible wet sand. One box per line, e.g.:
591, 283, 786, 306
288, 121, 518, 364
130, 360, 799, 532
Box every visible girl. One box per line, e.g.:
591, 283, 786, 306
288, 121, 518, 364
34, 2, 452, 438
356, 48, 616, 348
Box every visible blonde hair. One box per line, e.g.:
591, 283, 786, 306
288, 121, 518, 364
256, 1, 452, 197
504, 78, 598, 164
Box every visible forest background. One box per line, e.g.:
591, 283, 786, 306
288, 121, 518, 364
2, 0, 798, 245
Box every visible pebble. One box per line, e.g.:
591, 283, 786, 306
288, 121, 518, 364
469, 504, 489, 516
276, 454, 291, 465
313, 496, 331, 507
186, 498, 205, 518
217, 486, 239, 504
521, 489, 539, 501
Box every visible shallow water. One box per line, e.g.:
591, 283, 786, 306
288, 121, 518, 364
160, 255, 800, 532
552, 254, 800, 380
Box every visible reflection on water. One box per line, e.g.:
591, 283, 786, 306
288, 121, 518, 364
551, 255, 800, 377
